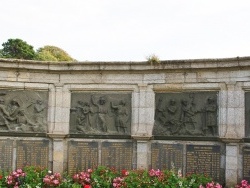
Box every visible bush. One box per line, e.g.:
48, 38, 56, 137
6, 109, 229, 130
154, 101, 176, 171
0, 166, 225, 188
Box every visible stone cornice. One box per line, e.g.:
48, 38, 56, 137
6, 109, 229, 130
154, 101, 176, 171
0, 56, 250, 72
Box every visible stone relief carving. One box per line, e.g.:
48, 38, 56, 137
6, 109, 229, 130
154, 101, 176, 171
153, 92, 218, 137
0, 90, 48, 133
245, 92, 250, 137
70, 93, 131, 135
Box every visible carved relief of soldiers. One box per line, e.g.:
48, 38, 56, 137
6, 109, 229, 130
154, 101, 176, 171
76, 102, 93, 133
70, 94, 131, 135
7, 99, 20, 119
0, 91, 46, 132
153, 93, 218, 137
33, 99, 46, 125
166, 99, 179, 134
179, 99, 196, 134
13, 109, 39, 132
203, 97, 217, 136
155, 97, 166, 125
111, 100, 128, 133
92, 96, 108, 132
0, 98, 11, 130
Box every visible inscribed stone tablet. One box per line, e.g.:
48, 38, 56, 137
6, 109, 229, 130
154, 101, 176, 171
151, 143, 183, 170
16, 140, 49, 168
0, 139, 13, 170
243, 147, 250, 181
68, 141, 98, 175
186, 145, 221, 181
101, 142, 134, 170
70, 93, 131, 135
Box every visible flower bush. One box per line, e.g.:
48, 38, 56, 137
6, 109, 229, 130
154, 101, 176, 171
5, 165, 248, 188
236, 180, 250, 188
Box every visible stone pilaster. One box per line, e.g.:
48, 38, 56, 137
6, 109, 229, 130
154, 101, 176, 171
48, 134, 67, 174
135, 83, 154, 136
132, 135, 151, 169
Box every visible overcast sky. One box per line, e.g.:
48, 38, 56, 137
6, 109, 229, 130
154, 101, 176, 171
1, 0, 250, 61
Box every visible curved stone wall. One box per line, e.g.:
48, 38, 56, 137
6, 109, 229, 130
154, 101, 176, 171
1, 56, 250, 186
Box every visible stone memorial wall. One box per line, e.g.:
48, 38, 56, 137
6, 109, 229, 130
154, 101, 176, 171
1, 56, 250, 186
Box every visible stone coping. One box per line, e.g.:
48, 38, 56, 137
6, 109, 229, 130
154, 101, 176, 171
0, 56, 250, 72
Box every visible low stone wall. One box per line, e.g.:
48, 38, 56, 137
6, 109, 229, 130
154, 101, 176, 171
0, 56, 250, 187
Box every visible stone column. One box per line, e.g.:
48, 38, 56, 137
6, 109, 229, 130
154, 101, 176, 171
48, 83, 71, 173
48, 134, 67, 174
132, 136, 151, 169
135, 83, 155, 136
221, 82, 244, 187
52, 83, 71, 134
132, 83, 154, 169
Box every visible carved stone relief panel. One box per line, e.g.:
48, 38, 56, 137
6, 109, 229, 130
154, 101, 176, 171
245, 92, 250, 137
0, 90, 48, 133
153, 92, 218, 137
70, 93, 131, 135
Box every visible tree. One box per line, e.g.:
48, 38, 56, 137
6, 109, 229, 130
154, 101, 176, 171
0, 49, 3, 58
36, 45, 75, 62
1, 38, 36, 60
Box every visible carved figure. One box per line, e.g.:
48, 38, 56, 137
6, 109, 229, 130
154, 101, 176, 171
180, 99, 196, 134
7, 99, 20, 119
166, 99, 179, 134
0, 98, 11, 130
203, 97, 217, 136
14, 109, 40, 132
33, 100, 46, 127
155, 97, 166, 124
111, 100, 129, 133
76, 102, 93, 132
92, 96, 108, 132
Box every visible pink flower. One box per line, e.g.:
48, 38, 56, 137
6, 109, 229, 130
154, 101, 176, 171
53, 179, 60, 185
87, 169, 93, 173
149, 169, 155, 177
16, 169, 23, 173
43, 177, 50, 184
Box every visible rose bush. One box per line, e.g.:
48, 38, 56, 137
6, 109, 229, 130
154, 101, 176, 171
0, 165, 234, 188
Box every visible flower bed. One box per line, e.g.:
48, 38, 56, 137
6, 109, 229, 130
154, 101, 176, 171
1, 165, 244, 188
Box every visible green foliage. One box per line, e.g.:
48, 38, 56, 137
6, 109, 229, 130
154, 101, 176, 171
36, 45, 75, 62
183, 173, 212, 188
0, 166, 221, 188
0, 38, 76, 62
146, 54, 161, 65
19, 166, 47, 188
1, 38, 36, 60
0, 49, 4, 58
0, 170, 9, 187
91, 166, 119, 188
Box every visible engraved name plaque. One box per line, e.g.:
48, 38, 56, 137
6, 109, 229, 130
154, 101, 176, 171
243, 147, 250, 181
68, 141, 98, 175
0, 139, 13, 170
16, 140, 49, 168
186, 145, 221, 181
101, 142, 134, 170
151, 143, 183, 170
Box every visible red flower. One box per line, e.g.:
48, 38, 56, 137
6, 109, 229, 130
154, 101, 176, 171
84, 185, 91, 188
0, 175, 2, 180
121, 170, 129, 176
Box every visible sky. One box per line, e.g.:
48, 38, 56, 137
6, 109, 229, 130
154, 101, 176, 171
1, 0, 250, 62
